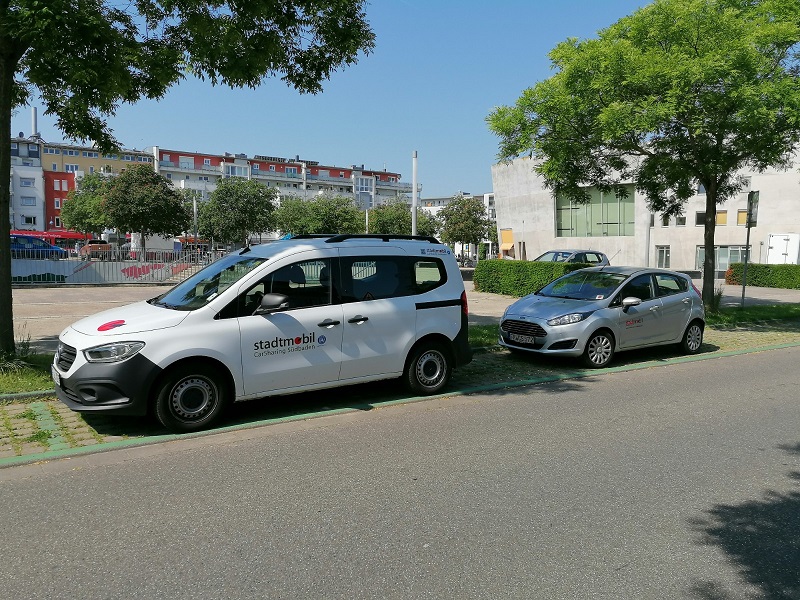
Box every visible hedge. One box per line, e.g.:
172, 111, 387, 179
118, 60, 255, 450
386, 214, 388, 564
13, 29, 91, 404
725, 262, 800, 289
473, 259, 587, 297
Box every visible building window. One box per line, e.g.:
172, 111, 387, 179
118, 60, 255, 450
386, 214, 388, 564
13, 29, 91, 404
716, 211, 727, 225
62, 180, 68, 189
163, 154, 170, 162
661, 215, 670, 227
44, 147, 60, 154
21, 196, 36, 206
695, 245, 750, 271
737, 209, 748, 226
695, 212, 705, 226
199, 176, 209, 181
65, 164, 79, 172
82, 151, 99, 158
676, 215, 686, 227
54, 180, 60, 191
286, 167, 298, 177
556, 185, 636, 237
52, 163, 57, 170
23, 216, 36, 225
697, 183, 706, 195
55, 217, 61, 228
166, 173, 172, 179
269, 165, 276, 172
252, 163, 259, 170
54, 198, 61, 209
20, 178, 35, 187
224, 165, 248, 178
656, 246, 670, 268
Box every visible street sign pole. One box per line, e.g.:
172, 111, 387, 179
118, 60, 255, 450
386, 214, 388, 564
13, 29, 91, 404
741, 190, 759, 308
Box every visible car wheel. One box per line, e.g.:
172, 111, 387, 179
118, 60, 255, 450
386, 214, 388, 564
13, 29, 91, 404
681, 321, 704, 354
582, 330, 614, 368
405, 342, 452, 395
154, 364, 229, 432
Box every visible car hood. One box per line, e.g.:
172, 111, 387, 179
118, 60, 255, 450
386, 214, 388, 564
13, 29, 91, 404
504, 294, 605, 321
69, 301, 189, 336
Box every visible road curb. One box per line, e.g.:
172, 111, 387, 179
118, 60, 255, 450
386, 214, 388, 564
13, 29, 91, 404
4, 340, 800, 470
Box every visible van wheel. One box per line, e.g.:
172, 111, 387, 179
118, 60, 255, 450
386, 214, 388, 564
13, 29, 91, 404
582, 331, 614, 368
154, 364, 229, 432
681, 321, 704, 354
405, 342, 451, 395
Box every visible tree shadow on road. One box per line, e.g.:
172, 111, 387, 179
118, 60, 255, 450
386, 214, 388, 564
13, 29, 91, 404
688, 443, 800, 599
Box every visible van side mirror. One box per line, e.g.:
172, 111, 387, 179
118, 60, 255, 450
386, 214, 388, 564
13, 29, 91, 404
255, 293, 290, 315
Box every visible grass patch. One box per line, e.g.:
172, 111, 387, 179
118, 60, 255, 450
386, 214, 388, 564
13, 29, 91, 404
24, 429, 53, 444
705, 304, 800, 327
469, 324, 499, 348
0, 353, 54, 395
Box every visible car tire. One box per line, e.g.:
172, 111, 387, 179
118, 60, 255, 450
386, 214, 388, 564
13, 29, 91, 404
154, 363, 229, 432
680, 321, 704, 354
582, 330, 615, 368
404, 342, 452, 395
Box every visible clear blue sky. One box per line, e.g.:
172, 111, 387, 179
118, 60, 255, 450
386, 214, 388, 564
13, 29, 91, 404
12, 0, 650, 198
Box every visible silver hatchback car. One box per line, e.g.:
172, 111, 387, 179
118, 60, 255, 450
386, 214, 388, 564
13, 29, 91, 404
499, 266, 705, 368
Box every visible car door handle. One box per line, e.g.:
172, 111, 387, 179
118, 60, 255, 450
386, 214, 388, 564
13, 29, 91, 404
317, 319, 340, 328
649, 306, 659, 312
348, 315, 369, 324
682, 298, 691, 304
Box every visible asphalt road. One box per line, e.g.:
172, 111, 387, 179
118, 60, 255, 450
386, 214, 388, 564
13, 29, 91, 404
1, 346, 799, 599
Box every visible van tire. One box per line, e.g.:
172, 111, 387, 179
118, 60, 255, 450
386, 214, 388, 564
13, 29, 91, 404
154, 364, 229, 432
405, 342, 451, 395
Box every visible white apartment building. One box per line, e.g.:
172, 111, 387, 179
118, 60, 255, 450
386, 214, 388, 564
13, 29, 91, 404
492, 156, 800, 276
10, 138, 45, 231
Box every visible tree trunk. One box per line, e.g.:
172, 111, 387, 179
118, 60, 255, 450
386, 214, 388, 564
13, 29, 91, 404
0, 57, 16, 355
701, 184, 718, 308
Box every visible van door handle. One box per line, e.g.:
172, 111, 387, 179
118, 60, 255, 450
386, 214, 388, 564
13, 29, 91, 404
348, 315, 369, 324
317, 319, 340, 328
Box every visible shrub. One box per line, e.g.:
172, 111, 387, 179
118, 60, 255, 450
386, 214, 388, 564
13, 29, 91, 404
473, 259, 586, 297
726, 263, 800, 289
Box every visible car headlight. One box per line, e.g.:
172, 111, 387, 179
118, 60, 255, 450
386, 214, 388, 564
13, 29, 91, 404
547, 313, 591, 326
84, 342, 145, 363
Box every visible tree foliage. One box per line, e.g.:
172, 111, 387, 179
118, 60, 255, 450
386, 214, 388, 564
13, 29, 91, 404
199, 178, 277, 245
368, 199, 440, 238
487, 0, 800, 306
275, 195, 364, 235
438, 194, 490, 249
0, 0, 375, 353
103, 165, 190, 249
60, 173, 111, 236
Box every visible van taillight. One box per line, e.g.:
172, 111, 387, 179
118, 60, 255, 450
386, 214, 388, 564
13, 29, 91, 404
461, 290, 469, 315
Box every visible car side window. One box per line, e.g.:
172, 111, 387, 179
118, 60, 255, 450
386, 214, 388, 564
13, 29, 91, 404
655, 273, 688, 297
584, 253, 602, 264
221, 258, 333, 318
618, 274, 654, 302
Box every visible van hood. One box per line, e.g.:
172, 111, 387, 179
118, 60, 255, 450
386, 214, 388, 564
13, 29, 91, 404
70, 301, 190, 336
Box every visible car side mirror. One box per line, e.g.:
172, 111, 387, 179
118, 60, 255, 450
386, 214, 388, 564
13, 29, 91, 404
622, 297, 641, 310
254, 293, 290, 315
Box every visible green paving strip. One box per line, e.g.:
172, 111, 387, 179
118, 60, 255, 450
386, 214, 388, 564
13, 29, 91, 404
3, 339, 800, 469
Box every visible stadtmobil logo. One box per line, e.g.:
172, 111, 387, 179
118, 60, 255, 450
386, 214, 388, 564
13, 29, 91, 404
253, 332, 324, 356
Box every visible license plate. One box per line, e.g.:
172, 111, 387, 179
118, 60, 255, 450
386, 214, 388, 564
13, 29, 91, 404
510, 333, 537, 344
51, 365, 61, 387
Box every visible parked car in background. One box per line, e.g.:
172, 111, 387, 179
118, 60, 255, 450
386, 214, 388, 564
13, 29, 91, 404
9, 234, 69, 260
79, 239, 112, 260
499, 266, 705, 368
533, 249, 610, 266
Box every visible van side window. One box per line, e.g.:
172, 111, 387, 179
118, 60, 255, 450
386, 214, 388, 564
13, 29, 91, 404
225, 258, 333, 317
414, 259, 446, 293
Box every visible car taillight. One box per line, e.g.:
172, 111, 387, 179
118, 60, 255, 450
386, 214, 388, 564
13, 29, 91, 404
691, 282, 702, 297
461, 290, 469, 316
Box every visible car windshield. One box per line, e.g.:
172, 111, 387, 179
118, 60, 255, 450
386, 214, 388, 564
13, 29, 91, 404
538, 270, 628, 300
150, 254, 268, 311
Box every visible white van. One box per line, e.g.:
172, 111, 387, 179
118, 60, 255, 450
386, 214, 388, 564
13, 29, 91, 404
52, 235, 473, 432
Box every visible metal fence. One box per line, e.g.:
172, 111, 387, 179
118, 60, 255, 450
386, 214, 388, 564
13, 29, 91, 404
10, 251, 220, 285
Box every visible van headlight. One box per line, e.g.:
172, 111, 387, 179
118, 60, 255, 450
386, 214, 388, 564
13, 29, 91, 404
547, 313, 591, 326
84, 342, 145, 363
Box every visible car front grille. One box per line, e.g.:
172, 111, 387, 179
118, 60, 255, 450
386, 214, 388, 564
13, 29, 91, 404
56, 343, 77, 371
501, 319, 547, 338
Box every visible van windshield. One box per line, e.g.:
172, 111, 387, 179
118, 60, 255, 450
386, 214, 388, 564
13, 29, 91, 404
150, 255, 267, 311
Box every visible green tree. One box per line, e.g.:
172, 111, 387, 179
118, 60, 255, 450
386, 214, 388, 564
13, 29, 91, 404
103, 165, 190, 256
438, 194, 489, 254
275, 195, 364, 235
487, 0, 800, 306
0, 0, 374, 355
199, 178, 277, 245
368, 199, 440, 238
60, 173, 111, 236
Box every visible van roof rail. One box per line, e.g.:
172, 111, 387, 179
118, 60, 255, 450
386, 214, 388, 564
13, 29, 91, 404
323, 234, 441, 244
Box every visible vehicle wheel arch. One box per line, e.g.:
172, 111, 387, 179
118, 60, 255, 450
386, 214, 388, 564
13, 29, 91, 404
405, 333, 455, 366
403, 334, 455, 395
148, 356, 235, 415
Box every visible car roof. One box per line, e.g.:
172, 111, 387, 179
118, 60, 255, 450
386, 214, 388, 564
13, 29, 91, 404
239, 234, 448, 260
580, 265, 688, 277
542, 249, 605, 254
